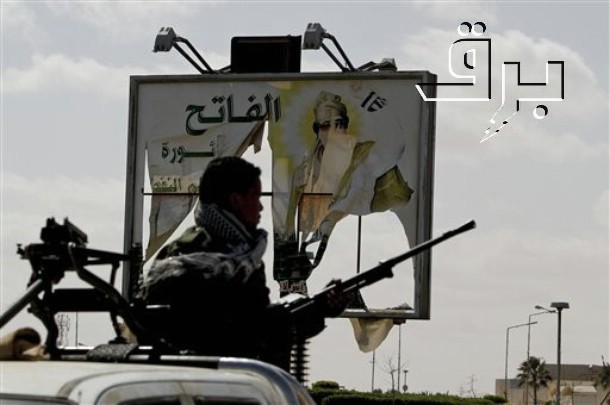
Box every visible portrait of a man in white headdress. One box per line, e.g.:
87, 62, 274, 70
272, 90, 413, 295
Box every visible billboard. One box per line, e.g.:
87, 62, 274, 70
124, 71, 436, 319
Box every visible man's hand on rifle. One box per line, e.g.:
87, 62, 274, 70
324, 279, 353, 317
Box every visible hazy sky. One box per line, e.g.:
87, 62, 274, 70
1, 0, 608, 396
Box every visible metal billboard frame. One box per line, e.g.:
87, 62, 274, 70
123, 71, 436, 320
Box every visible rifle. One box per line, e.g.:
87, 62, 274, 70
280, 220, 476, 317
274, 220, 475, 382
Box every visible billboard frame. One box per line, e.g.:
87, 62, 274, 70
123, 71, 437, 320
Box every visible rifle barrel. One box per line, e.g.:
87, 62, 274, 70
383, 220, 476, 267
287, 220, 476, 315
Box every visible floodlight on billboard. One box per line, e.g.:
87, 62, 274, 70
302, 22, 356, 72
153, 27, 216, 74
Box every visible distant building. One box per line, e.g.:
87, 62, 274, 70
495, 364, 608, 405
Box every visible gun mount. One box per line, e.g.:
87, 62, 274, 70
1, 217, 150, 358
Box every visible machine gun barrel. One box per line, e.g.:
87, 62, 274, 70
285, 220, 476, 316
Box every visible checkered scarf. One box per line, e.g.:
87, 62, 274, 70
145, 203, 267, 290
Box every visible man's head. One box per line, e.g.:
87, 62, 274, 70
199, 156, 263, 229
312, 91, 349, 140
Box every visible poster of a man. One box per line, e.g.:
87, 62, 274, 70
271, 88, 416, 296
307, 91, 353, 191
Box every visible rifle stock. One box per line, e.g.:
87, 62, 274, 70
284, 220, 476, 316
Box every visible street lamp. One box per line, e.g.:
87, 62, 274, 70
527, 306, 556, 360
395, 319, 406, 393
550, 302, 569, 405
505, 321, 538, 401
525, 306, 555, 405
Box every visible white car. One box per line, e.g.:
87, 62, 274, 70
0, 355, 315, 404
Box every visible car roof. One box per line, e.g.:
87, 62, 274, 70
0, 358, 312, 404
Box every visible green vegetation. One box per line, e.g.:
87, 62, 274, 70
482, 394, 507, 404
308, 382, 499, 405
595, 359, 610, 405
516, 356, 552, 405
595, 360, 610, 390
312, 381, 342, 390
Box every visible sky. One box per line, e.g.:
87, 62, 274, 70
1, 0, 608, 396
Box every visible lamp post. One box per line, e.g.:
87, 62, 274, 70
371, 350, 376, 392
505, 322, 538, 401
397, 323, 402, 391
392, 319, 406, 392
524, 306, 555, 405
550, 302, 569, 405
527, 306, 555, 361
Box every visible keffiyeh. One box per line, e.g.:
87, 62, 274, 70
145, 203, 268, 294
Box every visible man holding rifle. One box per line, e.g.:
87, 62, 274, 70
142, 156, 350, 370
142, 155, 475, 372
